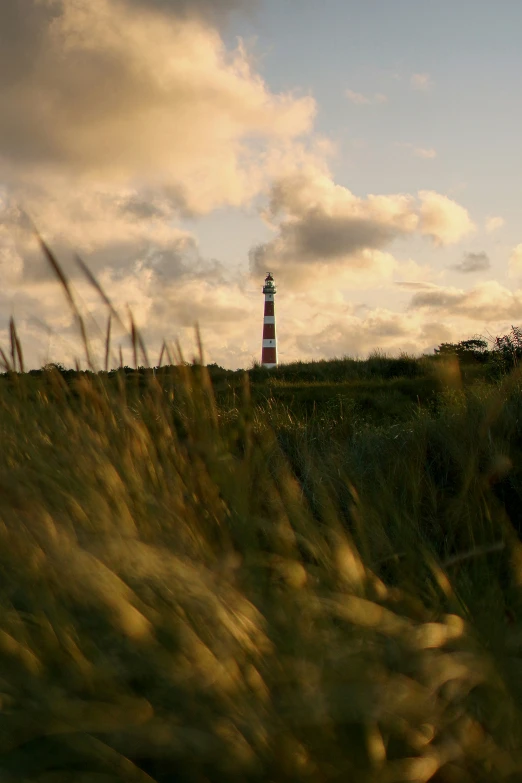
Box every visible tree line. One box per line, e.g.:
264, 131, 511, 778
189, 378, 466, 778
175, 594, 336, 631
435, 325, 522, 371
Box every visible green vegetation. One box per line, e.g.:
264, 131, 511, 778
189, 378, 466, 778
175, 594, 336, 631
0, 345, 522, 781
3, 245, 522, 779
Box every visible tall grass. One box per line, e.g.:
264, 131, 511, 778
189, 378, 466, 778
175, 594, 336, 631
1, 247, 522, 780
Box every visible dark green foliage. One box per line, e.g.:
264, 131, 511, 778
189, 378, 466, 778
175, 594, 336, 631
492, 326, 522, 372
435, 337, 490, 363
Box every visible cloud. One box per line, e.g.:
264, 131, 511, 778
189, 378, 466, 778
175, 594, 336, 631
346, 90, 388, 105
278, 293, 491, 361
509, 244, 522, 278
395, 281, 440, 291
396, 143, 436, 159
0, 184, 201, 280
413, 147, 437, 159
294, 310, 413, 358
0, 173, 267, 369
63, 276, 254, 369
0, 2, 501, 372
0, 223, 256, 370
418, 191, 475, 245
452, 251, 490, 273
485, 216, 505, 232
0, 0, 321, 370
122, 0, 255, 22
257, 213, 397, 262
0, 0, 315, 214
0, 193, 514, 370
409, 281, 522, 321
410, 73, 433, 91
249, 169, 475, 284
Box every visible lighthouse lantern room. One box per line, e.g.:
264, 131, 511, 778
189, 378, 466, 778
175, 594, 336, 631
261, 272, 277, 368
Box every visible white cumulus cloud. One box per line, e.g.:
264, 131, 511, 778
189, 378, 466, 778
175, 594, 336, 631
409, 280, 522, 322
418, 191, 475, 246
250, 170, 475, 285
0, 0, 315, 214
485, 216, 505, 232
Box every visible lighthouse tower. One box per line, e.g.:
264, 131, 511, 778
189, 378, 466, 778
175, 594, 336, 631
261, 272, 277, 368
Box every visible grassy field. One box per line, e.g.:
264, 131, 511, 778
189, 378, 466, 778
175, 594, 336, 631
1, 343, 522, 782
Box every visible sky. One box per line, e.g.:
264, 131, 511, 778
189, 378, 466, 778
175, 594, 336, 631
1, 0, 522, 369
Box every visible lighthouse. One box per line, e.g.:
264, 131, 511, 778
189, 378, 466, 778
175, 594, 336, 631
261, 272, 277, 368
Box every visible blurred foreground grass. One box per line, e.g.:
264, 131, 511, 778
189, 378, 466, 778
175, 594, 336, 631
1, 354, 522, 782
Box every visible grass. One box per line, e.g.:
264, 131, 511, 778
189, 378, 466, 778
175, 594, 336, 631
0, 361, 521, 782
1, 245, 522, 779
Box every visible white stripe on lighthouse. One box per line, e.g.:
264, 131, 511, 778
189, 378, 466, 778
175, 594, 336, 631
263, 316, 275, 324
262, 339, 276, 347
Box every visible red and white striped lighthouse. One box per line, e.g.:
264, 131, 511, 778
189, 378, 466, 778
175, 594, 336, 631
261, 272, 277, 368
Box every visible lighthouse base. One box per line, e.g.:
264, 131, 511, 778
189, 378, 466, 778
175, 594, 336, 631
262, 362, 277, 369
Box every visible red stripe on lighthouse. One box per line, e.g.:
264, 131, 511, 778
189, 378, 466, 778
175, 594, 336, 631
262, 347, 277, 364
